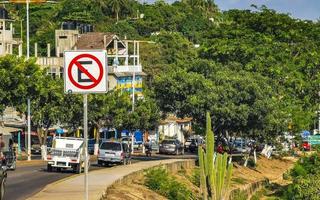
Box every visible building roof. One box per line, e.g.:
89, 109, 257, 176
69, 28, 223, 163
160, 115, 192, 125
76, 32, 115, 50
0, 126, 21, 135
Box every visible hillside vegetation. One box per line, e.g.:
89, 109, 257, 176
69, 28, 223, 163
1, 0, 320, 139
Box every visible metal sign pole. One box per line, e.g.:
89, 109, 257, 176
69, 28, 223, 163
83, 93, 88, 200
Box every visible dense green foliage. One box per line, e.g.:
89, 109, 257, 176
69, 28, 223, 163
284, 149, 320, 200
2, 0, 320, 140
145, 167, 195, 200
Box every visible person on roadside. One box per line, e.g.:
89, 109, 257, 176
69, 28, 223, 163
217, 142, 224, 154
144, 139, 152, 157
0, 133, 6, 166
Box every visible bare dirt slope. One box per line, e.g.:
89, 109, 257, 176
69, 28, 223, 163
105, 156, 296, 200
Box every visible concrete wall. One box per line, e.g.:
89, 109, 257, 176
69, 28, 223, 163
55, 30, 79, 57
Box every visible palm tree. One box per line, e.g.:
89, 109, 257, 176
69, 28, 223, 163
107, 0, 127, 22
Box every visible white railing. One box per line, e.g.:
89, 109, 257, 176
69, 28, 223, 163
109, 65, 142, 73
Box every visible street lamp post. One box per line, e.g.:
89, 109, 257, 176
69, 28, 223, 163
27, 98, 31, 161
26, 0, 29, 59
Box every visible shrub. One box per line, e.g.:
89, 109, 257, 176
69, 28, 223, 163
231, 189, 248, 200
286, 174, 320, 200
145, 167, 195, 200
145, 167, 169, 191
190, 167, 200, 187
290, 164, 307, 177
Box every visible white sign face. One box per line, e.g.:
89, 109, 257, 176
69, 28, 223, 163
64, 50, 107, 94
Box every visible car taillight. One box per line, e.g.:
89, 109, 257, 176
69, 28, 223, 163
71, 159, 77, 162
47, 155, 52, 160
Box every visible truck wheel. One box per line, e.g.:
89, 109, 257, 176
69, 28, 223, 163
97, 160, 103, 166
47, 164, 52, 172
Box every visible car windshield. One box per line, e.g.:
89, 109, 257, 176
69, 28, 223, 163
100, 142, 121, 151
162, 140, 175, 145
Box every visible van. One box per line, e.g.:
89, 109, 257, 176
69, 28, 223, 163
98, 141, 131, 166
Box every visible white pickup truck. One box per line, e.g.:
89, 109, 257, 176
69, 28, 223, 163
47, 137, 88, 173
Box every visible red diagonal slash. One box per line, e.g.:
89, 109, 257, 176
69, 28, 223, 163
67, 53, 104, 90
74, 61, 97, 83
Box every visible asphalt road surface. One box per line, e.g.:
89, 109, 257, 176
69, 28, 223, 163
4, 153, 196, 200
4, 164, 90, 200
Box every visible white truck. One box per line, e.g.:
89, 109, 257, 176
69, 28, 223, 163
47, 137, 88, 173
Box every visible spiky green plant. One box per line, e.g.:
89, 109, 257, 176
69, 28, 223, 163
198, 112, 233, 200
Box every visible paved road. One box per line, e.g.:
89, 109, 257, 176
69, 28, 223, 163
4, 153, 196, 200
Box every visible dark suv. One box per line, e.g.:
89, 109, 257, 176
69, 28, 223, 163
159, 139, 184, 155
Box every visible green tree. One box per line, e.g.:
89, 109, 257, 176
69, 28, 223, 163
107, 0, 127, 22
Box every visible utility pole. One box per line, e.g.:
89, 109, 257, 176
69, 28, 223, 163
26, 0, 29, 59
83, 94, 88, 200
27, 98, 31, 161
132, 40, 136, 112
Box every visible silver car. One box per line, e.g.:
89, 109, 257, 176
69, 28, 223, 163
98, 141, 131, 166
159, 139, 184, 155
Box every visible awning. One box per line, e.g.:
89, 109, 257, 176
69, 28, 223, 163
0, 126, 22, 135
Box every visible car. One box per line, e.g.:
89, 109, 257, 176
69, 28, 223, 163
31, 144, 41, 155
0, 160, 7, 200
230, 138, 251, 154
185, 139, 197, 151
302, 141, 311, 151
159, 139, 184, 155
98, 141, 131, 166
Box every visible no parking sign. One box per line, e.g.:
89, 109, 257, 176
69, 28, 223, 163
63, 50, 108, 200
64, 50, 107, 93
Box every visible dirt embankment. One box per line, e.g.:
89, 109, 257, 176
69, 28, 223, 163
105, 156, 296, 200
231, 156, 296, 190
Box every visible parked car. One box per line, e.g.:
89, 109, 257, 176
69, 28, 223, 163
159, 139, 184, 155
230, 138, 251, 154
302, 141, 311, 151
98, 141, 131, 166
184, 139, 193, 150
0, 161, 7, 200
31, 144, 41, 155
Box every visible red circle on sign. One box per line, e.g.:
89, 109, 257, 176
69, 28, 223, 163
68, 54, 104, 90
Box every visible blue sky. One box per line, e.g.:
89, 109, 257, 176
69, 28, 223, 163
215, 0, 320, 21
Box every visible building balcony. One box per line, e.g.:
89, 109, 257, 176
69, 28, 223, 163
109, 65, 142, 73
36, 57, 63, 68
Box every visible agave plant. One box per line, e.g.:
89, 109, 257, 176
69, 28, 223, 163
198, 112, 233, 200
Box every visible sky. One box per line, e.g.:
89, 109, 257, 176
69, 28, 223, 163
215, 0, 320, 21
